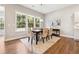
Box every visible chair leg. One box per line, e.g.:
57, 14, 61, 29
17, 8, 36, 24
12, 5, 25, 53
28, 37, 30, 42
31, 38, 33, 44
48, 36, 50, 40
51, 35, 52, 39
31, 35, 36, 44
46, 37, 48, 41
31, 36, 34, 44
46, 36, 49, 41
42, 37, 44, 43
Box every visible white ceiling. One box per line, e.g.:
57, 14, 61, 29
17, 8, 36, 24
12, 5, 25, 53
21, 4, 72, 14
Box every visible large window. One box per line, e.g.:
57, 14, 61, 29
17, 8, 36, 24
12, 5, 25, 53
27, 15, 43, 30
16, 12, 43, 32
0, 6, 5, 36
0, 17, 4, 29
16, 12, 26, 31
27, 16, 34, 30
40, 19, 44, 28
35, 18, 40, 27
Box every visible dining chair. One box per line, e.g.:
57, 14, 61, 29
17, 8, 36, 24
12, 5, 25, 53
31, 33, 36, 44
26, 31, 31, 42
49, 28, 53, 39
27, 30, 36, 44
37, 29, 43, 41
41, 28, 49, 43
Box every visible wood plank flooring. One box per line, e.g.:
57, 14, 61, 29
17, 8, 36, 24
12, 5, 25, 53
2, 37, 79, 54
5, 39, 32, 54
44, 37, 76, 54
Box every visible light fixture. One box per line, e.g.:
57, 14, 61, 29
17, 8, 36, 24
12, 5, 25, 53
32, 5, 35, 7
40, 3, 43, 6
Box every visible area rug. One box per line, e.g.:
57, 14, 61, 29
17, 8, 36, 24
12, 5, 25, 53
31, 36, 60, 54
21, 36, 60, 54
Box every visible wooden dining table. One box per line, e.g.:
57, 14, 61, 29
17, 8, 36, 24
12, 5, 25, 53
32, 29, 42, 45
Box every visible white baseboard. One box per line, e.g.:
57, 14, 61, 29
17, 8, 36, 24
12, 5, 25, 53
60, 34, 79, 41
5, 36, 27, 42
5, 37, 18, 42
60, 34, 74, 38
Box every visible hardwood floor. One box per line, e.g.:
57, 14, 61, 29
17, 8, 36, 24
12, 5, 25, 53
44, 37, 76, 54
5, 39, 32, 54
75, 41, 79, 54
2, 37, 79, 54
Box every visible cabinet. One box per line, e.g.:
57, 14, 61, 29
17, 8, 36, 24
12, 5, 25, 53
52, 29, 60, 36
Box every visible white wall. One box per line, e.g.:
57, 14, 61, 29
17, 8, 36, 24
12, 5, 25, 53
45, 5, 79, 38
4, 4, 44, 41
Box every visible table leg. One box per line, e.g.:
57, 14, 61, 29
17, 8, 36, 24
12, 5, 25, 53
36, 33, 38, 45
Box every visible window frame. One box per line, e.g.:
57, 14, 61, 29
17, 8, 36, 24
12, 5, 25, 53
27, 15, 35, 29
27, 15, 42, 29
0, 6, 5, 36
15, 12, 27, 32
15, 11, 44, 32
0, 16, 5, 29
35, 17, 40, 28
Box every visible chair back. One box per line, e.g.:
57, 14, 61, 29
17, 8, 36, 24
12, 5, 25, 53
42, 28, 49, 37
49, 28, 53, 35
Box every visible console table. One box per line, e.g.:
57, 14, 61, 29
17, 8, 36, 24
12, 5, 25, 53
52, 29, 60, 36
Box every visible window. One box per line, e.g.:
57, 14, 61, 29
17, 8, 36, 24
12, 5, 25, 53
35, 18, 40, 27
16, 12, 26, 31
27, 15, 43, 30
0, 6, 5, 36
16, 12, 44, 32
27, 16, 34, 31
40, 19, 44, 28
0, 17, 4, 29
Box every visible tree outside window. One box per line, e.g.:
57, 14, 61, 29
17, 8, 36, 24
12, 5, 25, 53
35, 18, 40, 27
27, 16, 34, 30
28, 16, 43, 30
16, 12, 26, 31
0, 17, 4, 29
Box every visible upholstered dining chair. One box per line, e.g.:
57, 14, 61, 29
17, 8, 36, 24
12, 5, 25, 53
27, 30, 36, 44
49, 28, 53, 39
41, 28, 49, 43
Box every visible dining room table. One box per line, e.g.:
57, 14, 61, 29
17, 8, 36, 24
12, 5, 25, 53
32, 29, 42, 45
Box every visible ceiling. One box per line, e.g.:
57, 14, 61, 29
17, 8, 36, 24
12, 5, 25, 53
21, 4, 72, 14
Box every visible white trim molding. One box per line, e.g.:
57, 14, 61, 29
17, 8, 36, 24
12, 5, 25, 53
60, 34, 74, 38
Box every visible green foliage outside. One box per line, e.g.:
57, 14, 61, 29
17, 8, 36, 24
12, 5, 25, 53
0, 18, 4, 29
35, 18, 40, 27
16, 14, 41, 31
28, 16, 34, 28
17, 14, 26, 28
